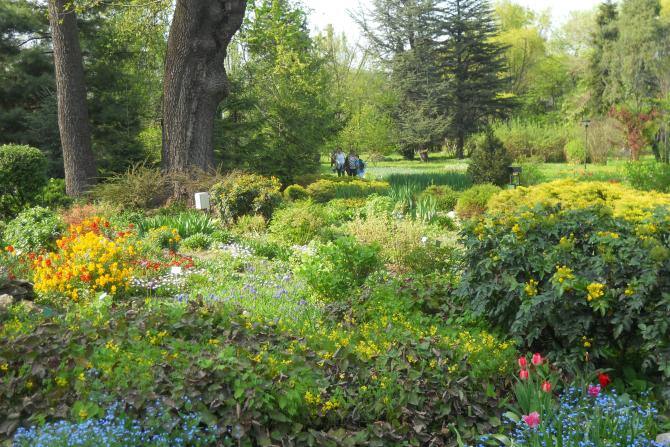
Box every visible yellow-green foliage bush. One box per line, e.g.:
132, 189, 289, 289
488, 180, 670, 221
455, 184, 501, 218
306, 179, 389, 203
346, 214, 458, 274
210, 172, 282, 222
421, 186, 459, 211
231, 214, 267, 236
269, 202, 328, 245
283, 184, 309, 201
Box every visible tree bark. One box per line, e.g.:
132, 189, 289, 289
162, 0, 246, 174
47, 0, 97, 196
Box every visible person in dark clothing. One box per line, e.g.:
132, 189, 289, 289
347, 152, 359, 176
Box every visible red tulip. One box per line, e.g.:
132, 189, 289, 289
588, 384, 601, 397
531, 353, 543, 366
522, 412, 541, 428
598, 373, 611, 388
541, 381, 552, 393
518, 357, 528, 369
519, 369, 529, 380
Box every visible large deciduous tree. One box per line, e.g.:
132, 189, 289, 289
162, 0, 246, 174
47, 0, 97, 196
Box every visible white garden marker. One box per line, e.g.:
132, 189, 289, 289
194, 192, 210, 210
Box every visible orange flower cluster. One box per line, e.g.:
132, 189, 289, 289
32, 217, 138, 302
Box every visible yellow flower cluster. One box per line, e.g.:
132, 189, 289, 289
33, 218, 137, 302
554, 265, 575, 284
596, 231, 620, 239
524, 279, 539, 297
586, 282, 606, 302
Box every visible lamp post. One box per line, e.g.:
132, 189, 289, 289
581, 119, 591, 171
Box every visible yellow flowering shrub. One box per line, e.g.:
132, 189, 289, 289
32, 217, 138, 303
488, 180, 670, 221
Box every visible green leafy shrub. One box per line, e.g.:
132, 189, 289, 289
455, 184, 501, 218
467, 131, 513, 186
37, 178, 73, 209
144, 226, 181, 252
346, 214, 458, 275
269, 202, 328, 245
565, 139, 587, 164
283, 184, 309, 201
210, 171, 282, 222
363, 194, 395, 217
625, 160, 670, 193
306, 178, 389, 203
0, 144, 48, 218
245, 236, 292, 260
231, 214, 267, 236
322, 198, 366, 223
4, 207, 64, 253
492, 120, 569, 162
459, 205, 670, 379
296, 237, 382, 301
421, 185, 459, 211
181, 233, 213, 251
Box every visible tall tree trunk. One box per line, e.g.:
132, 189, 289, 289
162, 0, 246, 174
48, 0, 97, 196
456, 132, 465, 159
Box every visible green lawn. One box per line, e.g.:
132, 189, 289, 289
321, 152, 629, 185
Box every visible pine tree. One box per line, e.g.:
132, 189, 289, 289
356, 0, 446, 159
437, 0, 513, 159
588, 1, 619, 113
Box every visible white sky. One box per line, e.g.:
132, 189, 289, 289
303, 0, 604, 42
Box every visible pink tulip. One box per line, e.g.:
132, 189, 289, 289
541, 381, 552, 393
518, 356, 528, 369
522, 412, 541, 428
588, 384, 601, 397
531, 353, 543, 366
519, 369, 529, 380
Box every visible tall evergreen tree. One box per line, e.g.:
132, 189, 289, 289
588, 1, 618, 113
356, 0, 445, 159
437, 0, 512, 158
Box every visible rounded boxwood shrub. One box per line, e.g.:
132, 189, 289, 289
0, 144, 48, 218
459, 204, 670, 379
4, 206, 64, 253
210, 172, 282, 222
283, 184, 309, 201
269, 201, 328, 245
455, 184, 500, 218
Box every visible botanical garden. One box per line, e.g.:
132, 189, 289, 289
1, 0, 670, 446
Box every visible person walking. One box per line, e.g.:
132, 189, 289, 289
334, 147, 346, 177
347, 151, 359, 177
356, 155, 366, 178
